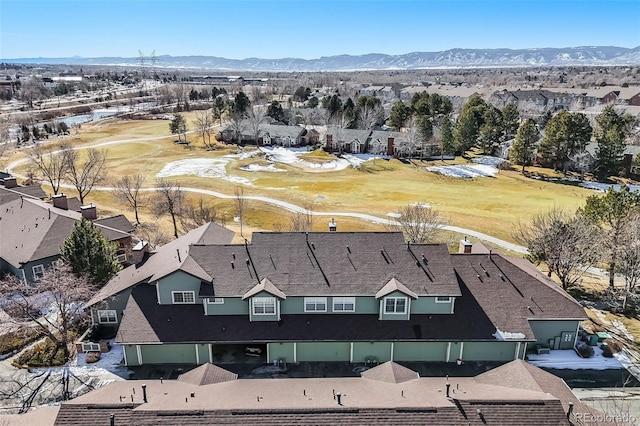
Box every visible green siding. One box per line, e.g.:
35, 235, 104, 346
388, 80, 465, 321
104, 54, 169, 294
156, 271, 202, 305
206, 297, 248, 315
380, 291, 410, 320
462, 342, 518, 362
352, 342, 391, 363
393, 342, 448, 361
268, 342, 295, 363
529, 320, 579, 349
22, 256, 59, 283
352, 297, 378, 314
123, 345, 140, 366
196, 343, 210, 364
296, 342, 350, 362
411, 297, 453, 314
140, 344, 197, 364
280, 297, 305, 314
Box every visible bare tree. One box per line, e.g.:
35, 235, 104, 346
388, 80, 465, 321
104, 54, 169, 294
228, 111, 245, 145
64, 148, 107, 205
391, 204, 447, 243
247, 107, 267, 143
234, 186, 246, 237
357, 102, 385, 130
154, 178, 184, 239
618, 213, 640, 311
28, 142, 70, 195
179, 197, 218, 231
0, 115, 11, 165
112, 174, 146, 225
0, 266, 94, 366
514, 208, 601, 290
194, 110, 214, 150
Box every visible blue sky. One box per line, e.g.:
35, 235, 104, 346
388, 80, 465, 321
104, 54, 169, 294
1, 0, 639, 59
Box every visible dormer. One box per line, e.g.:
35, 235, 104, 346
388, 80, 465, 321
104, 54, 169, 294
375, 278, 418, 321
242, 278, 286, 322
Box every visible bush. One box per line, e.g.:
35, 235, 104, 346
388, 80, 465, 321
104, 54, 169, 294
0, 328, 43, 356
604, 338, 623, 354
575, 341, 594, 358
15, 338, 66, 367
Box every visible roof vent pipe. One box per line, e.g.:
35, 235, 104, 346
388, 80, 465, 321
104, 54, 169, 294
336, 392, 342, 405
446, 383, 451, 398
142, 384, 147, 403
110, 414, 115, 426
176, 249, 181, 263
567, 402, 574, 419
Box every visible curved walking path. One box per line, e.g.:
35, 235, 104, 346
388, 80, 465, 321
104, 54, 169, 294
6, 134, 528, 254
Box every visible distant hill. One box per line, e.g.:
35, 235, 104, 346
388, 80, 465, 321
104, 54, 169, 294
4, 46, 640, 71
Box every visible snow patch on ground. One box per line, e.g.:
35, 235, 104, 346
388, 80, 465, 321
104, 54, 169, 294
527, 347, 624, 370
239, 164, 286, 172
472, 156, 508, 167
409, 201, 432, 208
156, 158, 253, 185
425, 164, 500, 178
612, 320, 635, 341
386, 212, 401, 218
580, 182, 640, 193
492, 329, 526, 340
71, 339, 129, 378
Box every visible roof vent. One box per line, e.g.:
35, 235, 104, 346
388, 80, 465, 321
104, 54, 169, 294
329, 218, 337, 232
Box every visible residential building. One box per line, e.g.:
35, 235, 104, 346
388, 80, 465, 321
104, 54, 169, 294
53, 360, 616, 425
85, 224, 585, 366
219, 122, 308, 147
0, 187, 134, 283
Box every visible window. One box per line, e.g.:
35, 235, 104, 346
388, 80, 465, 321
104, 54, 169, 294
172, 291, 195, 304
82, 343, 100, 352
116, 253, 127, 263
32, 264, 45, 281
304, 297, 327, 312
384, 297, 407, 314
211, 297, 224, 304
97, 310, 117, 324
435, 296, 452, 303
253, 297, 275, 315
333, 297, 355, 312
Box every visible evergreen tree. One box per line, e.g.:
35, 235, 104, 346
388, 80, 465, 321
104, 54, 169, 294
593, 105, 632, 181
266, 100, 285, 122
454, 95, 486, 154
232, 91, 251, 115
60, 218, 121, 287
538, 110, 592, 171
440, 115, 455, 156
501, 104, 520, 138
388, 101, 411, 130
509, 118, 540, 173
478, 105, 503, 155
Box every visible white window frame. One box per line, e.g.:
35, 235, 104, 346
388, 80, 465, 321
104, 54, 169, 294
435, 296, 452, 303
384, 296, 407, 314
211, 297, 224, 304
333, 297, 355, 312
304, 297, 327, 312
116, 253, 127, 263
32, 264, 45, 281
253, 297, 276, 315
172, 291, 195, 304
82, 342, 101, 352
97, 309, 117, 324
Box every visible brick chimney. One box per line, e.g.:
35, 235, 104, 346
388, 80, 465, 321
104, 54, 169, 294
329, 218, 337, 232
459, 238, 473, 254
80, 204, 97, 220
325, 134, 333, 151
387, 137, 395, 156
129, 240, 150, 265
52, 193, 68, 210
2, 176, 17, 188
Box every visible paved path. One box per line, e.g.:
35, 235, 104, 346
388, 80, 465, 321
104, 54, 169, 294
6, 135, 528, 254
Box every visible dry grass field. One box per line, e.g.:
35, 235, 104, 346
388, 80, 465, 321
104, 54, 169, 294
7, 116, 594, 243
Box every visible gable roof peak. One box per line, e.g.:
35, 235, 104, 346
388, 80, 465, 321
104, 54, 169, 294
375, 277, 418, 299
242, 277, 286, 300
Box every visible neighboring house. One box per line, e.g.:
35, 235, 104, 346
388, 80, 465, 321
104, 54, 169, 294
84, 224, 585, 366
568, 143, 640, 175
0, 188, 135, 283
219, 122, 307, 147
324, 128, 372, 154
53, 360, 613, 425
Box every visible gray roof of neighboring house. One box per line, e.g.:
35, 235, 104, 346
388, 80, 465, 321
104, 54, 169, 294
1, 184, 47, 199
94, 214, 135, 234
221, 122, 306, 140
85, 222, 235, 307
0, 192, 132, 270
369, 130, 410, 143
450, 253, 586, 340
326, 128, 372, 143
54, 359, 609, 425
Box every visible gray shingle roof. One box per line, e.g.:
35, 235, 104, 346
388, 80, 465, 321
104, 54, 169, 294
177, 363, 238, 385
361, 361, 420, 383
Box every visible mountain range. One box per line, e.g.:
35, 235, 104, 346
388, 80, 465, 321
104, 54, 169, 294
4, 46, 640, 71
